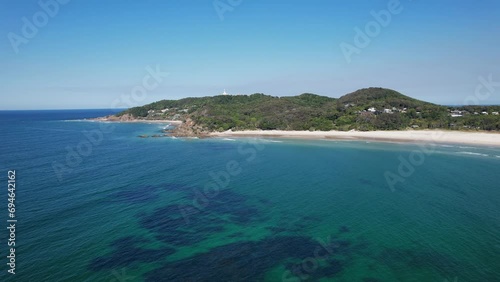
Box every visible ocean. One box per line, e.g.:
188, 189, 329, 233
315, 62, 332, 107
0, 109, 499, 282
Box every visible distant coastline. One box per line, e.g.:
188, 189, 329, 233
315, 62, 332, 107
91, 87, 500, 146
110, 88, 500, 135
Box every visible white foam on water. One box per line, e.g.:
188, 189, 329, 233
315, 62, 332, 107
457, 151, 489, 157
64, 119, 89, 122
458, 146, 476, 149
253, 138, 284, 143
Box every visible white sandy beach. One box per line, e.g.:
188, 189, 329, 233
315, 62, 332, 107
211, 130, 500, 147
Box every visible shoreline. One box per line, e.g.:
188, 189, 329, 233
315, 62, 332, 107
210, 130, 500, 147
85, 117, 500, 147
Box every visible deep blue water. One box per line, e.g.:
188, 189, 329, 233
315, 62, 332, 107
0, 110, 499, 281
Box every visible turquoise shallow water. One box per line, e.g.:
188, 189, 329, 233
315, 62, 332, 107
0, 110, 499, 282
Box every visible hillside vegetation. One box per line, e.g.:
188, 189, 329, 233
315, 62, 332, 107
116, 87, 500, 133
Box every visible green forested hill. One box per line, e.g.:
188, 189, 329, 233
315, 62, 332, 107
116, 87, 500, 132
338, 88, 435, 109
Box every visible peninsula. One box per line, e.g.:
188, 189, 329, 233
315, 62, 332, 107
97, 87, 500, 146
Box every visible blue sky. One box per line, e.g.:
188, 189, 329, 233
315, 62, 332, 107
1, 0, 499, 109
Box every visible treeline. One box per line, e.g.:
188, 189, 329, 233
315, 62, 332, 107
116, 88, 500, 132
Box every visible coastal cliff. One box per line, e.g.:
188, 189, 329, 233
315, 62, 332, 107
170, 118, 208, 137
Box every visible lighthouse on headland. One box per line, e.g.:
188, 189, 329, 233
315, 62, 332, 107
222, 89, 228, 96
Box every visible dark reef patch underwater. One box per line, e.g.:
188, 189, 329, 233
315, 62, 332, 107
90, 183, 370, 281
139, 189, 263, 246
90, 180, 471, 281
89, 177, 486, 281
144, 235, 350, 281
86, 141, 500, 281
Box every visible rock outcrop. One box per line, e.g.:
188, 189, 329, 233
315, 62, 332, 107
171, 118, 208, 137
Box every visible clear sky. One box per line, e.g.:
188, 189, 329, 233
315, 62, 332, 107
1, 0, 500, 109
